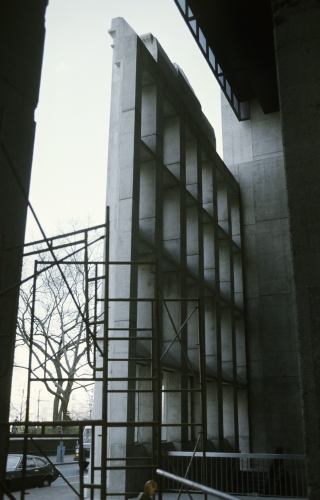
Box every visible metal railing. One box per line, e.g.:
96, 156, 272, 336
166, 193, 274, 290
157, 469, 240, 500
161, 452, 307, 498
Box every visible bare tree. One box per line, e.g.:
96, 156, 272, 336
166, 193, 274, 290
69, 385, 94, 420
15, 227, 103, 422
10, 388, 26, 423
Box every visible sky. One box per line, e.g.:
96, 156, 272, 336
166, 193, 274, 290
26, 0, 222, 242
13, 0, 223, 419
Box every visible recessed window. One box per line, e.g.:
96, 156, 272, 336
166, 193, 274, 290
199, 28, 206, 52
226, 80, 232, 99
209, 48, 215, 70
177, 0, 186, 14
189, 19, 197, 34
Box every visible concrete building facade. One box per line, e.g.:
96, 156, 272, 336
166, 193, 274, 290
102, 17, 249, 494
222, 96, 303, 453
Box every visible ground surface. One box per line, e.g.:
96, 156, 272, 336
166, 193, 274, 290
6, 462, 304, 500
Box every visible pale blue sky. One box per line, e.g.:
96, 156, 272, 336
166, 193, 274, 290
27, 0, 222, 241
14, 0, 222, 418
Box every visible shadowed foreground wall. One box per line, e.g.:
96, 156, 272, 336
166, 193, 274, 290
0, 0, 48, 490
272, 1, 320, 496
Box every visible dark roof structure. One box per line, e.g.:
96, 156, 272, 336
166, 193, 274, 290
174, 0, 279, 120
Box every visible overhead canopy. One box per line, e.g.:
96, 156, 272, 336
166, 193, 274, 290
174, 0, 278, 120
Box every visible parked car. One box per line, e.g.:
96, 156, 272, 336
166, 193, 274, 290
6, 454, 60, 491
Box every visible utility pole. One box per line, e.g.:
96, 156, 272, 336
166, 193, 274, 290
36, 390, 49, 421
37, 390, 40, 422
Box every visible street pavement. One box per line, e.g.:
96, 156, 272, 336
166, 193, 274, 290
7, 461, 82, 500
6, 459, 291, 500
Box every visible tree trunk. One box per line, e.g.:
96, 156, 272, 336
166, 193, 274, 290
53, 393, 61, 422
52, 380, 74, 422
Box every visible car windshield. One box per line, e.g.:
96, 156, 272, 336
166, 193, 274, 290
83, 427, 91, 443
7, 456, 20, 469
35, 457, 46, 467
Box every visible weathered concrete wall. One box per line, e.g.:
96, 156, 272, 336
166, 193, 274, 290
222, 95, 303, 453
98, 17, 249, 496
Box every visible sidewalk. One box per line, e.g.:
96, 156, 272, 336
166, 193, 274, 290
48, 454, 75, 465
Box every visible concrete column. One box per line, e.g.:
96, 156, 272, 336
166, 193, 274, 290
202, 159, 215, 217
204, 297, 217, 370
190, 374, 202, 443
186, 284, 199, 380
227, 185, 240, 452
163, 113, 189, 444
217, 181, 231, 301
135, 364, 153, 445
142, 79, 165, 466
236, 316, 247, 383
185, 135, 201, 399
206, 382, 219, 448
106, 19, 142, 495
202, 158, 220, 397
238, 389, 250, 453
223, 385, 235, 450
219, 241, 231, 301
217, 180, 229, 233
202, 157, 218, 446
272, 1, 320, 495
166, 371, 182, 446
212, 161, 224, 450
221, 308, 233, 382
203, 229, 222, 451
236, 316, 249, 452
195, 138, 207, 452
186, 137, 198, 198
186, 205, 199, 276
231, 197, 243, 310
203, 221, 215, 285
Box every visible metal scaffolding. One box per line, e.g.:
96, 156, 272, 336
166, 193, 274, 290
2, 209, 208, 500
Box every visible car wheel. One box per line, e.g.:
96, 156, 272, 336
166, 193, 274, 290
41, 476, 52, 487
79, 462, 89, 470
